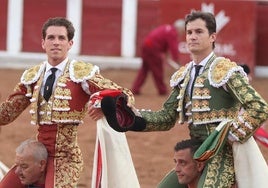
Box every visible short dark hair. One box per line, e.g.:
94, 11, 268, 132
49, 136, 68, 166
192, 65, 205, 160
42, 17, 75, 41
174, 139, 203, 156
185, 11, 216, 48
239, 64, 250, 74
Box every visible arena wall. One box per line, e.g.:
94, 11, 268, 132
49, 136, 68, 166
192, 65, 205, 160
0, 0, 267, 77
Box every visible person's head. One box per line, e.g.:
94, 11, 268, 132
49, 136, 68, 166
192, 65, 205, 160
174, 139, 205, 187
14, 139, 48, 185
239, 64, 250, 75
185, 11, 217, 55
41, 17, 74, 66
173, 19, 185, 34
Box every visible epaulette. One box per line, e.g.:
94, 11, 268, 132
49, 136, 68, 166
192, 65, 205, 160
20, 63, 45, 85
69, 60, 100, 83
170, 63, 192, 87
208, 57, 247, 88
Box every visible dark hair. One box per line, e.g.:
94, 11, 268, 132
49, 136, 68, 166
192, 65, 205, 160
239, 64, 250, 74
174, 139, 202, 156
42, 17, 75, 41
185, 11, 216, 48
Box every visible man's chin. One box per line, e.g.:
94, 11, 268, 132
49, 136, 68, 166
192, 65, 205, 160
188, 48, 198, 53
177, 177, 186, 184
20, 178, 29, 185
20, 181, 27, 185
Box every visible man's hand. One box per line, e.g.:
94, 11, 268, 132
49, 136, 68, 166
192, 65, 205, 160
129, 105, 142, 117
88, 102, 104, 121
88, 89, 123, 121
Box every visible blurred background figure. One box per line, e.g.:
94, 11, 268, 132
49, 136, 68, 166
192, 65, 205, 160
131, 19, 185, 95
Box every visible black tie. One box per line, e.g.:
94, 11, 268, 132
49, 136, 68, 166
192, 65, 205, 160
43, 68, 57, 101
190, 65, 202, 98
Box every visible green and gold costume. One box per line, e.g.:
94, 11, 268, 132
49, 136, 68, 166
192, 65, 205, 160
140, 54, 268, 188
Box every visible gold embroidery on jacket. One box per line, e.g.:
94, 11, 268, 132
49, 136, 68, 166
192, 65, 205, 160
54, 124, 83, 187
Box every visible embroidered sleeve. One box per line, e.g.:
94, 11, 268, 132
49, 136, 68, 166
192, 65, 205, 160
0, 83, 31, 125
140, 88, 180, 131
226, 73, 268, 143
87, 73, 135, 105
69, 61, 135, 104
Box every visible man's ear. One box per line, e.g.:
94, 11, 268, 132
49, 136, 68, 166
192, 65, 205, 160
41, 39, 45, 50
40, 159, 47, 172
197, 161, 206, 172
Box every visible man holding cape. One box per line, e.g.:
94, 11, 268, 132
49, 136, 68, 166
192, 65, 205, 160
91, 11, 268, 188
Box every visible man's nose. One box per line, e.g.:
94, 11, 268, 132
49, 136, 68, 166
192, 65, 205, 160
189, 32, 197, 39
53, 38, 60, 44
175, 163, 181, 171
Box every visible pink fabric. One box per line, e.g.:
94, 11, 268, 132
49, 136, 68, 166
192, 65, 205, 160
254, 127, 268, 147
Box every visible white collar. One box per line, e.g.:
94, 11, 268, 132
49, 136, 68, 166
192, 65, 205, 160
193, 52, 214, 67
45, 57, 69, 73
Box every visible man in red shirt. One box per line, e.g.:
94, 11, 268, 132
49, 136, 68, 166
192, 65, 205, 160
132, 19, 184, 95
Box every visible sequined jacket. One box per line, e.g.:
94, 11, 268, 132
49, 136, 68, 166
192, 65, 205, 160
140, 55, 268, 143
0, 60, 134, 126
